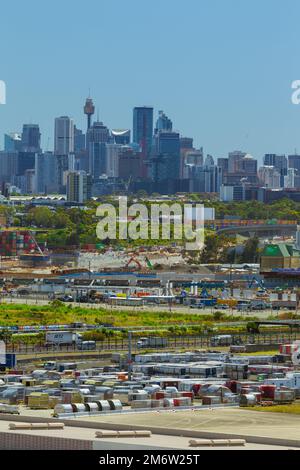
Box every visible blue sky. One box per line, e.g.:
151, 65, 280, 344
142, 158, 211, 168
0, 0, 300, 161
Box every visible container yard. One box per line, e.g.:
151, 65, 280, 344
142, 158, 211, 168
0, 341, 300, 421
1, 342, 300, 450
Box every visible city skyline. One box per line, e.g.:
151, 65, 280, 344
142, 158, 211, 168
1, 0, 300, 160
2, 100, 300, 163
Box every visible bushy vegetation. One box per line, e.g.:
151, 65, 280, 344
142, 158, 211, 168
250, 404, 300, 414
0, 302, 260, 329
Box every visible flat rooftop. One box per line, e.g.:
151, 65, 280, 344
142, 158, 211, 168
0, 419, 297, 450
83, 407, 300, 443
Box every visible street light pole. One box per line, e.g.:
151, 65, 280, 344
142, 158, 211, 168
128, 330, 132, 381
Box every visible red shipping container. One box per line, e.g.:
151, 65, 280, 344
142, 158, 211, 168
192, 384, 201, 395
181, 392, 194, 399
260, 385, 276, 399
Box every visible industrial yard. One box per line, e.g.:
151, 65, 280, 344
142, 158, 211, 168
1, 339, 300, 449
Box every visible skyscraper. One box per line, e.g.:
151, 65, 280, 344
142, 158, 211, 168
155, 110, 172, 133
228, 151, 247, 173
35, 152, 57, 194
86, 121, 110, 179
133, 106, 153, 177
288, 154, 300, 172
106, 143, 122, 178
67, 171, 92, 203
258, 166, 281, 189
205, 154, 215, 167
4, 133, 22, 152
74, 126, 86, 153
152, 131, 180, 181
264, 154, 287, 186
54, 116, 74, 155
21, 124, 41, 153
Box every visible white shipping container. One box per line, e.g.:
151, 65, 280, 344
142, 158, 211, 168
54, 404, 73, 415
96, 400, 111, 412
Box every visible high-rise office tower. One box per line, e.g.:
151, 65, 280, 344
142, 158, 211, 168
217, 158, 229, 174
17, 151, 36, 176
288, 154, 300, 172
179, 137, 195, 179
35, 152, 57, 194
0, 151, 18, 185
118, 147, 141, 179
4, 133, 22, 152
84, 97, 95, 131
242, 154, 257, 175
133, 106, 153, 177
21, 124, 41, 153
258, 166, 281, 189
54, 116, 74, 155
155, 110, 173, 133
86, 121, 110, 179
67, 171, 92, 203
74, 127, 86, 153
264, 154, 287, 186
185, 149, 203, 166
152, 131, 180, 181
106, 143, 122, 178
228, 151, 247, 173
205, 154, 215, 167
180, 137, 194, 150
284, 168, 300, 189
191, 165, 222, 193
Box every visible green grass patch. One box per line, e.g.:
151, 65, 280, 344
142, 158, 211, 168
250, 403, 300, 414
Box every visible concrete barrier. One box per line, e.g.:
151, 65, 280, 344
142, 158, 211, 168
189, 439, 246, 447
95, 430, 152, 438
9, 422, 64, 430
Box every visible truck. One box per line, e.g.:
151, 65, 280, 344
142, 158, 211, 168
137, 337, 168, 349
45, 331, 83, 345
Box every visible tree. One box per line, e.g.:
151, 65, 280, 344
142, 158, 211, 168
241, 237, 259, 263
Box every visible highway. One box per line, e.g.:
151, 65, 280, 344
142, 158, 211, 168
6, 330, 300, 356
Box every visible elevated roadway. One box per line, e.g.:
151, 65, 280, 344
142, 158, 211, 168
216, 224, 297, 237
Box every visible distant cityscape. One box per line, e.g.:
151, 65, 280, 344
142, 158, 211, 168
2, 97, 300, 204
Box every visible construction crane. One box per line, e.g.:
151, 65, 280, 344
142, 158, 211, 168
125, 256, 142, 270
248, 276, 266, 291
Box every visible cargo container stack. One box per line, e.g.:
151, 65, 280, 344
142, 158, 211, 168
0, 230, 39, 257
